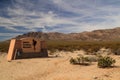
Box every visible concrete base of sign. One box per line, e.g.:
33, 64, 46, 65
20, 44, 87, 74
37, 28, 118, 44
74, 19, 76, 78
16, 49, 48, 59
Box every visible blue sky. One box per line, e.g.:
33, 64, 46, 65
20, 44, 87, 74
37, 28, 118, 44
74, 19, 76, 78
0, 0, 120, 41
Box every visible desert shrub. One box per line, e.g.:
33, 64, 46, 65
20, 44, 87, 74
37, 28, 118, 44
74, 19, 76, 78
70, 56, 91, 65
98, 56, 116, 68
49, 49, 57, 55
79, 56, 89, 64
0, 41, 9, 52
86, 55, 98, 62
47, 40, 120, 54
70, 57, 77, 64
114, 48, 120, 55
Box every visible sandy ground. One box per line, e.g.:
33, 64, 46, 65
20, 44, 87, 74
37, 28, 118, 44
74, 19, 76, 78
0, 51, 120, 80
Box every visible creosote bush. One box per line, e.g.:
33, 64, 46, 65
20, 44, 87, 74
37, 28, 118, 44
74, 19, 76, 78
98, 56, 116, 68
70, 55, 116, 68
70, 55, 91, 65
47, 40, 120, 54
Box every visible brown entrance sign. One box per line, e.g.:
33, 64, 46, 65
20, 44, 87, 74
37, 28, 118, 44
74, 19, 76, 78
7, 37, 48, 61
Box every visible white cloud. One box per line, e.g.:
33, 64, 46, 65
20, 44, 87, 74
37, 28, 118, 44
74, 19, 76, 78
1, 0, 120, 34
0, 33, 21, 41
0, 33, 20, 37
1, 0, 120, 40
52, 0, 120, 30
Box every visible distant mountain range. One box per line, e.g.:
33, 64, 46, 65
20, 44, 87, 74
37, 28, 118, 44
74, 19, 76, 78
16, 27, 120, 41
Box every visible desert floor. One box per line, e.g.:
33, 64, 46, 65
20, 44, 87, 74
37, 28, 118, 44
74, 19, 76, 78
0, 51, 120, 80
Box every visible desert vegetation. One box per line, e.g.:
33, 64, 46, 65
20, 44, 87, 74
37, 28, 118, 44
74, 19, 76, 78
0, 41, 9, 52
0, 40, 120, 80
0, 40, 120, 54
70, 54, 116, 68
70, 55, 91, 65
98, 56, 116, 68
47, 40, 120, 54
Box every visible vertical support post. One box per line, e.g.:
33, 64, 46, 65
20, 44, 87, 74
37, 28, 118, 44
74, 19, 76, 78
7, 39, 16, 61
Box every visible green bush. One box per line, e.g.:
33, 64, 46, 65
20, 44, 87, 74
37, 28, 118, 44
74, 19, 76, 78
98, 56, 116, 68
69, 56, 91, 65
70, 57, 77, 64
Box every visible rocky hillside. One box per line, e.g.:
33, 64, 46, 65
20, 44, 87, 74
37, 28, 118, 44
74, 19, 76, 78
16, 27, 120, 41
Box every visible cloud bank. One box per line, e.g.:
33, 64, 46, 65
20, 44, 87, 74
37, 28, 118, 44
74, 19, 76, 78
0, 0, 120, 40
